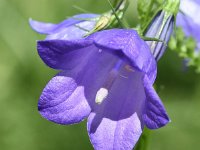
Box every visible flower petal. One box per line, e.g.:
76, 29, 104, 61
177, 13, 200, 41
88, 113, 143, 150
29, 18, 57, 34
87, 71, 145, 150
92, 29, 157, 84
37, 29, 157, 84
46, 18, 97, 40
143, 76, 170, 129
177, 0, 200, 48
37, 39, 93, 69
38, 73, 91, 125
38, 45, 120, 124
30, 14, 98, 35
179, 0, 200, 25
176, 13, 200, 44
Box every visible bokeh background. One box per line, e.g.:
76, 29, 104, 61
0, 0, 200, 150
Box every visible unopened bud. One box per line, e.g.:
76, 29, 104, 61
144, 10, 174, 60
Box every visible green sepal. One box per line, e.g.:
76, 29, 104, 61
137, 0, 164, 33
138, 0, 180, 34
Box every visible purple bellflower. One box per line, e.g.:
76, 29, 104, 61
30, 14, 170, 150
177, 0, 200, 50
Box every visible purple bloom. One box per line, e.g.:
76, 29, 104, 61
177, 0, 200, 49
30, 15, 170, 150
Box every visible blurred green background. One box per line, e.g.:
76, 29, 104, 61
0, 0, 200, 150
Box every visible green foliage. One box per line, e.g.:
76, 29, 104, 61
137, 0, 180, 34
137, 0, 164, 32
169, 28, 200, 72
135, 128, 151, 150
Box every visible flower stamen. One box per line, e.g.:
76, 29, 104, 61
95, 88, 109, 104
95, 60, 123, 104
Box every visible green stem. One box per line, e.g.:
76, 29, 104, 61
113, 0, 119, 7
107, 0, 127, 28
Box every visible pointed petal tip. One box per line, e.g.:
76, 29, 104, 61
29, 18, 37, 31
143, 76, 170, 129
29, 17, 33, 21
29, 18, 57, 34
143, 113, 170, 129
29, 18, 41, 32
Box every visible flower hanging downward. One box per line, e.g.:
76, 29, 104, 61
30, 15, 170, 150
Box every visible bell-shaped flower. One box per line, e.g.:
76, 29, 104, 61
176, 0, 200, 49
30, 15, 170, 150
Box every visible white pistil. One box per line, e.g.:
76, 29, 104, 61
95, 60, 124, 105
95, 88, 108, 104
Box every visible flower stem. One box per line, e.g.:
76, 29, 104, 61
112, 0, 126, 8
113, 0, 119, 7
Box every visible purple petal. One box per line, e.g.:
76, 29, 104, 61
29, 18, 57, 34
176, 13, 200, 44
54, 14, 99, 32
38, 73, 91, 125
143, 76, 170, 129
29, 14, 99, 40
30, 14, 98, 34
177, 0, 200, 48
38, 45, 121, 124
88, 113, 142, 150
87, 71, 145, 150
92, 29, 157, 84
46, 18, 97, 40
37, 39, 93, 69
37, 29, 157, 83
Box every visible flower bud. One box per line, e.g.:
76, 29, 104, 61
144, 0, 180, 61
144, 10, 174, 61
